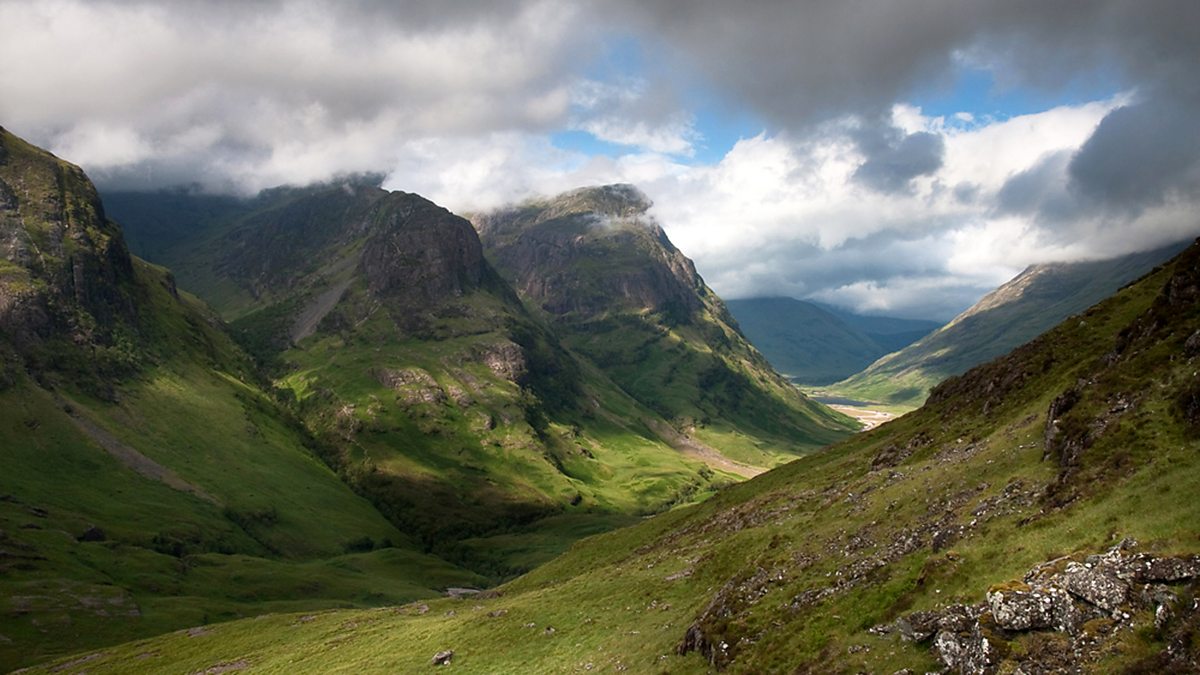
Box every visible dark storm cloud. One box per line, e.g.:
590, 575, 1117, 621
612, 1, 1200, 132
996, 150, 1073, 217
1068, 95, 1200, 211
852, 126, 945, 194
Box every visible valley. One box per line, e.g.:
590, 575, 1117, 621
23, 228, 1200, 673
5, 4, 1199, 672
3, 97, 1199, 675
0, 129, 855, 670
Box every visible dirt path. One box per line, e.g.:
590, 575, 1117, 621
828, 404, 895, 431
643, 419, 767, 479
60, 398, 220, 505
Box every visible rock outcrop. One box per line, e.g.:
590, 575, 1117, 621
880, 540, 1200, 673
473, 184, 705, 319
0, 126, 136, 352
360, 192, 486, 307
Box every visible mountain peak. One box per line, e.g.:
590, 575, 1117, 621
549, 183, 652, 218
474, 184, 699, 318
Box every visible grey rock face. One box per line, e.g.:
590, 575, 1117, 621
1063, 561, 1129, 611
360, 193, 486, 307
986, 586, 1064, 631
891, 542, 1200, 674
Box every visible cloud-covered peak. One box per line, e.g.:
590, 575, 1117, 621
2, 0, 1198, 319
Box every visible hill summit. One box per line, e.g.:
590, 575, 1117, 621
475, 185, 854, 468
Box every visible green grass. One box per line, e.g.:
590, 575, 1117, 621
826, 243, 1185, 410
32, 241, 1200, 674
0, 258, 485, 671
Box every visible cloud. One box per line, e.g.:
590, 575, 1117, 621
852, 126, 945, 194
2, 0, 1199, 320
1068, 96, 1200, 211
0, 0, 593, 192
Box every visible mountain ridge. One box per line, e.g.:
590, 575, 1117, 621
474, 185, 856, 467
725, 296, 938, 385
827, 242, 1190, 409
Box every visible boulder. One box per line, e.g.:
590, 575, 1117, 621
933, 624, 999, 675
986, 585, 1060, 631
1129, 554, 1200, 583
894, 610, 940, 642
431, 650, 453, 666
1063, 562, 1129, 612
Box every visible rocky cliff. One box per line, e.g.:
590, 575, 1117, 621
475, 185, 855, 464
474, 184, 707, 319
0, 126, 135, 354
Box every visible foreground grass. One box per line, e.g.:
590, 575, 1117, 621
29, 241, 1200, 673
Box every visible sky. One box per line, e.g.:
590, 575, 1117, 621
2, 1, 1199, 319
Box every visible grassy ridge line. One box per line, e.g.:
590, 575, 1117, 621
827, 242, 1188, 410
34, 240, 1199, 673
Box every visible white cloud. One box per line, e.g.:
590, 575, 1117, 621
0, 0, 590, 192
427, 98, 1192, 319
3, 0, 1198, 320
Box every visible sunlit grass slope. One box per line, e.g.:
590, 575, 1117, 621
37, 247, 1199, 671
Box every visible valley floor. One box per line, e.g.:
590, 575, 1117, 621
825, 403, 895, 431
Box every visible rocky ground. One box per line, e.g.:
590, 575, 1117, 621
877, 540, 1200, 674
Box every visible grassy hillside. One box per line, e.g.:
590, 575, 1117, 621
0, 129, 489, 671
107, 183, 749, 582
726, 297, 937, 385
476, 186, 856, 467
827, 243, 1188, 410
40, 238, 1200, 673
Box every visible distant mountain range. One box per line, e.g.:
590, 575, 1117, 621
725, 297, 939, 385
826, 242, 1189, 409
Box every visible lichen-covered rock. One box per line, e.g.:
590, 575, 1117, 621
1127, 554, 1200, 583
891, 543, 1200, 674
986, 585, 1062, 631
1063, 561, 1129, 612
933, 623, 999, 675
936, 603, 983, 633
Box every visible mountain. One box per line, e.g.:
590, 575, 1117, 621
41, 236, 1200, 672
104, 181, 816, 584
0, 128, 487, 670
828, 243, 1189, 410
813, 301, 942, 353
725, 297, 938, 384
474, 185, 854, 467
